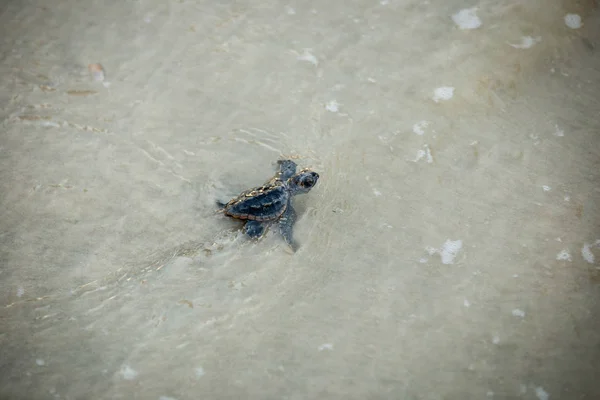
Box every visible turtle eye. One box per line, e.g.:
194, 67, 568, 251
303, 177, 314, 187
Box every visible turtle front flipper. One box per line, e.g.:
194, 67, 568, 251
243, 220, 268, 238
277, 159, 298, 181
278, 204, 298, 251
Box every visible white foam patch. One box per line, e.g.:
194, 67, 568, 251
509, 36, 541, 49
325, 100, 339, 112
297, 49, 319, 66
564, 13, 582, 29
195, 367, 205, 378
16, 286, 24, 297
318, 343, 333, 351
36, 359, 45, 366
512, 309, 525, 317
120, 365, 138, 380
542, 185, 551, 192
492, 336, 500, 344
535, 387, 549, 400
582, 243, 595, 264
413, 145, 433, 163
463, 298, 471, 307
556, 249, 572, 261
412, 120, 429, 135
40, 120, 61, 128
452, 8, 482, 30
425, 246, 437, 255
553, 124, 564, 137
433, 86, 455, 102
440, 239, 463, 264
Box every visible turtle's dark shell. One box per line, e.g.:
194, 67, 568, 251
222, 177, 289, 222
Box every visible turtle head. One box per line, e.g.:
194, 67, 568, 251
287, 169, 319, 195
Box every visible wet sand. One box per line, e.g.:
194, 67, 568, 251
1, 0, 599, 399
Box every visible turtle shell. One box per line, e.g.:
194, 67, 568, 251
223, 181, 289, 222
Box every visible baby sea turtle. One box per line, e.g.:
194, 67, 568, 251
217, 159, 319, 251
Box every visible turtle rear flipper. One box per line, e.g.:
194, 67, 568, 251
244, 220, 268, 238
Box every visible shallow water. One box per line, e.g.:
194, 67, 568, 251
1, 0, 599, 399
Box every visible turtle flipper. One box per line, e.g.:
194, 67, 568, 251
278, 204, 298, 251
277, 159, 298, 181
244, 220, 267, 238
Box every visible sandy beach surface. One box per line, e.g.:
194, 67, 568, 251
1, 0, 599, 399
